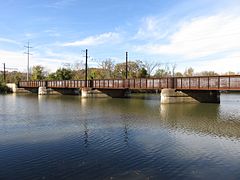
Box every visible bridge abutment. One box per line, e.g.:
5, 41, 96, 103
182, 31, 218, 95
7, 83, 38, 93
160, 89, 220, 104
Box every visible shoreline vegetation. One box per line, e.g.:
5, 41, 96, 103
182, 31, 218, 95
0, 82, 11, 94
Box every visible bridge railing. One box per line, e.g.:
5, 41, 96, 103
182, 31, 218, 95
92, 78, 174, 89
175, 75, 240, 90
47, 80, 86, 88
19, 81, 46, 87
18, 78, 174, 89
18, 80, 87, 88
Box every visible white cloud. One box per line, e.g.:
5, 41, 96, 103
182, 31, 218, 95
193, 52, 240, 73
0, 49, 71, 72
44, 30, 61, 37
63, 32, 121, 47
46, 0, 76, 8
134, 14, 240, 59
0, 50, 26, 70
0, 37, 19, 45
134, 16, 170, 40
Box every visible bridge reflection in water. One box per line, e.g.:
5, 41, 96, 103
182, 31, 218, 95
159, 99, 240, 139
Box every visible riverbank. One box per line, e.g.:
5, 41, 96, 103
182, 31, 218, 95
0, 83, 11, 94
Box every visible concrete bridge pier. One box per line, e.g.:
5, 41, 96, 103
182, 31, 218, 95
160, 88, 220, 104
38, 87, 48, 95
38, 87, 80, 95
81, 88, 131, 98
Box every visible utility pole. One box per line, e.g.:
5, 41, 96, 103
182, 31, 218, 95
126, 51, 128, 79
3, 63, 6, 82
1, 63, 18, 82
24, 41, 32, 81
85, 49, 88, 87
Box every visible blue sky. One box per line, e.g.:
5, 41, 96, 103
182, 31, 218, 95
0, 0, 240, 73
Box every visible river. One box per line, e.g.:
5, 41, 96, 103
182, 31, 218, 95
0, 93, 240, 179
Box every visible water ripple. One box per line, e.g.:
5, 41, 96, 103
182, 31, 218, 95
1, 94, 240, 179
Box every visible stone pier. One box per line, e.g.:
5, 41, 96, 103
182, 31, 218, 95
38, 87, 79, 95
161, 88, 220, 104
81, 88, 130, 98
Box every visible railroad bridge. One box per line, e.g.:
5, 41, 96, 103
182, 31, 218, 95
15, 75, 240, 103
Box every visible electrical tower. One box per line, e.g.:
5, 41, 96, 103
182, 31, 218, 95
85, 49, 88, 87
126, 52, 128, 79
3, 63, 6, 82
24, 41, 32, 81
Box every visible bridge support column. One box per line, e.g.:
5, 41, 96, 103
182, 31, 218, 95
81, 88, 131, 98
38, 87, 79, 95
38, 87, 48, 95
161, 89, 220, 104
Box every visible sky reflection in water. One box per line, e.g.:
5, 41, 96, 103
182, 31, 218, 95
0, 94, 240, 179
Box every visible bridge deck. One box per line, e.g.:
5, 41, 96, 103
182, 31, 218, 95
18, 75, 240, 91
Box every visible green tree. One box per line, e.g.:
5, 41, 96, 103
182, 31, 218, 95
88, 68, 105, 79
113, 61, 142, 78
72, 69, 85, 80
32, 65, 45, 80
55, 68, 73, 80
175, 72, 183, 77
138, 68, 148, 78
154, 69, 171, 77
46, 72, 57, 80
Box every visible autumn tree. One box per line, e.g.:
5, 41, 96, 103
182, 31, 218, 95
198, 71, 219, 76
154, 69, 171, 77
175, 72, 183, 77
154, 64, 171, 77
224, 71, 236, 75
72, 70, 85, 80
98, 58, 115, 79
170, 63, 177, 76
142, 60, 161, 77
113, 61, 143, 78
184, 67, 194, 77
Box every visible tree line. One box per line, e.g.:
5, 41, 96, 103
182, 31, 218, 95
0, 59, 238, 82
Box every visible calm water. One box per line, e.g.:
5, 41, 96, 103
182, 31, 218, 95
1, 93, 240, 179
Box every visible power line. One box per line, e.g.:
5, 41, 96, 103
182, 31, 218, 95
1, 62, 18, 82
24, 41, 33, 81
81, 49, 89, 87
3, 63, 6, 82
